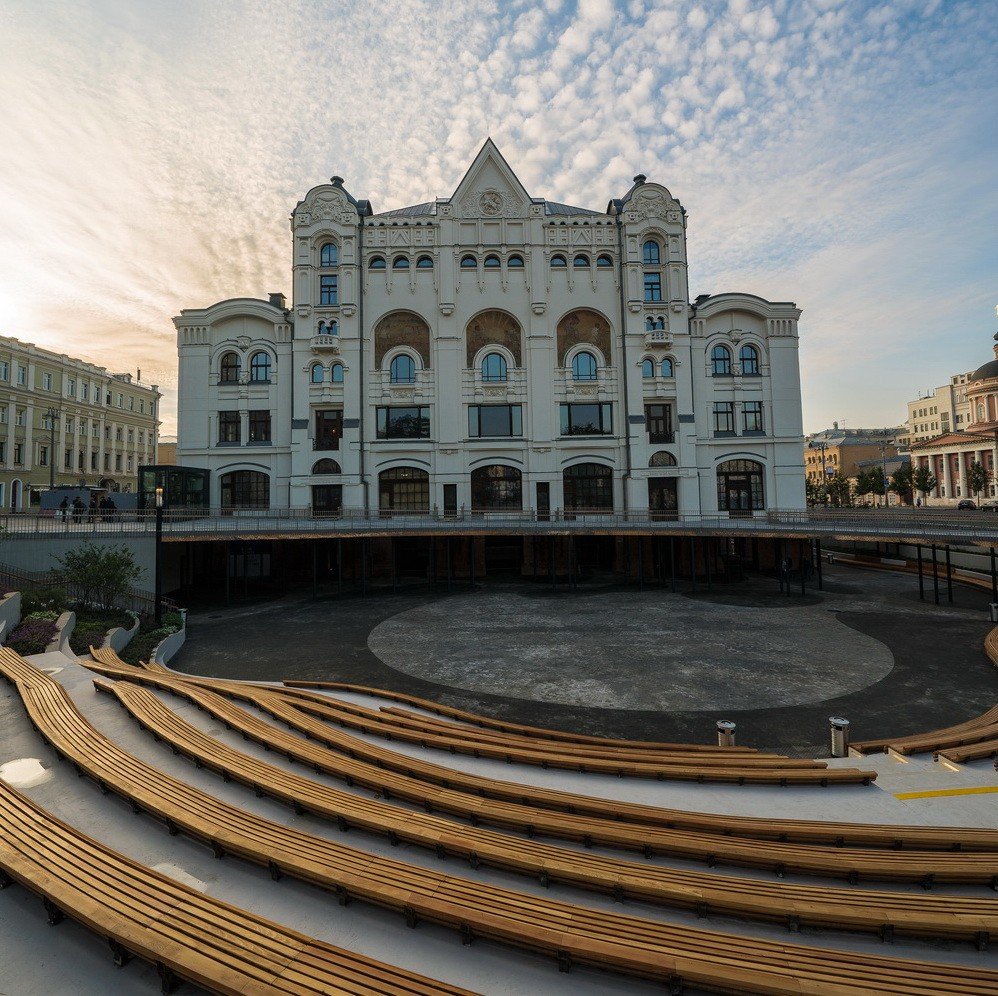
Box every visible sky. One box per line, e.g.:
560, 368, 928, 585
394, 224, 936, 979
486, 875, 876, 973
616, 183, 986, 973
0, 0, 995, 436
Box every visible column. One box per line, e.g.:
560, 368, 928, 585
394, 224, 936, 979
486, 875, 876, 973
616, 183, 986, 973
941, 449, 952, 499
957, 450, 968, 498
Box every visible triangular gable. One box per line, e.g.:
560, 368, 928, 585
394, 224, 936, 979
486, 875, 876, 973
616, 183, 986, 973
448, 138, 531, 219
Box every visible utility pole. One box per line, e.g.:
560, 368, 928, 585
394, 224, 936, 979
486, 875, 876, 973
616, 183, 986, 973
44, 406, 58, 489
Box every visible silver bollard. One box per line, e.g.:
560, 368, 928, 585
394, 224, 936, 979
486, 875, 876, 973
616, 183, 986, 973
829, 716, 850, 758
716, 720, 736, 747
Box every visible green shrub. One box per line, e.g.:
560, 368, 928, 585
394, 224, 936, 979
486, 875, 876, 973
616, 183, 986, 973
69, 609, 134, 656
20, 585, 70, 615
54, 544, 141, 612
23, 610, 60, 623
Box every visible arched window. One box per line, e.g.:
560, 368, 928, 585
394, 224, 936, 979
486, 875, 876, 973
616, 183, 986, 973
641, 358, 655, 379
645, 317, 655, 331
483, 254, 501, 269
717, 459, 765, 512
369, 255, 386, 270
507, 254, 524, 268
310, 363, 324, 384
460, 254, 478, 269
312, 459, 341, 474
392, 255, 409, 269
220, 470, 269, 510
330, 363, 344, 383
379, 466, 429, 512
320, 242, 338, 266
471, 465, 522, 511
550, 254, 567, 268
661, 357, 674, 377
573, 254, 590, 268
563, 462, 613, 511
650, 451, 677, 467
219, 352, 240, 383
416, 255, 434, 269
711, 345, 732, 376
571, 351, 598, 381
481, 352, 508, 382
642, 240, 661, 264
389, 354, 416, 384
740, 344, 760, 375
249, 351, 271, 382
318, 319, 339, 337
596, 254, 613, 268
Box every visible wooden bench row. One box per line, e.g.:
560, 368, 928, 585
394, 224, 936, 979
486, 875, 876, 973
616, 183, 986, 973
86, 648, 998, 853
96, 675, 998, 944
4, 653, 997, 995
0, 779, 470, 995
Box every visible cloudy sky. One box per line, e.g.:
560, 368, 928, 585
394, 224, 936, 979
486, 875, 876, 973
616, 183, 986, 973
0, 0, 995, 435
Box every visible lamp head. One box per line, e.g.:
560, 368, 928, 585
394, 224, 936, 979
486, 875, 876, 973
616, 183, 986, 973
155, 486, 163, 508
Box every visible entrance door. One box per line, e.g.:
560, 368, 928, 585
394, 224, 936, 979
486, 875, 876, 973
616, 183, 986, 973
536, 482, 550, 522
443, 483, 457, 518
311, 484, 342, 514
648, 477, 677, 520
725, 479, 753, 516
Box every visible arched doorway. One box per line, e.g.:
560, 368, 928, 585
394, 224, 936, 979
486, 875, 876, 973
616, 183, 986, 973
563, 463, 613, 512
378, 467, 429, 513
717, 459, 765, 515
9, 479, 21, 512
471, 465, 522, 511
219, 470, 270, 510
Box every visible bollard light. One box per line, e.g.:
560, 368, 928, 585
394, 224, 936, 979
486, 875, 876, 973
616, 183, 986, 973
829, 716, 850, 758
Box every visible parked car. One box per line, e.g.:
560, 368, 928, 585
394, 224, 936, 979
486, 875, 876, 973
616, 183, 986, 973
981, 500, 998, 513
956, 499, 977, 510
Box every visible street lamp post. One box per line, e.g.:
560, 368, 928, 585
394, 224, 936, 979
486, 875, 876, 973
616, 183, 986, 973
880, 442, 890, 508
154, 486, 163, 625
44, 406, 58, 490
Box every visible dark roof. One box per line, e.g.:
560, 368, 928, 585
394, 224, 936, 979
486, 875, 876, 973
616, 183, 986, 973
971, 359, 998, 382
545, 201, 602, 216
372, 201, 437, 219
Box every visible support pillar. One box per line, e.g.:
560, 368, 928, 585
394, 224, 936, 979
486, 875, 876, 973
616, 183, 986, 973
931, 543, 939, 605
916, 545, 924, 601
470, 538, 476, 590
311, 542, 317, 601
670, 536, 677, 592
815, 538, 823, 590
689, 536, 696, 594
945, 545, 953, 604
991, 547, 997, 604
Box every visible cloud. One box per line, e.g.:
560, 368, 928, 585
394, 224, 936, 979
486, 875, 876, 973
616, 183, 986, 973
0, 0, 995, 436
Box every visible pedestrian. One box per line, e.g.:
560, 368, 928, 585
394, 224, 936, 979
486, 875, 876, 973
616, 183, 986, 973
58, 496, 68, 522
107, 497, 118, 521
87, 495, 97, 524
72, 496, 85, 523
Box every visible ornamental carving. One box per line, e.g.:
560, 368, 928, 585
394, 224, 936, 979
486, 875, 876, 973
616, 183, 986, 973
628, 188, 675, 223
479, 190, 504, 216
557, 309, 612, 366
373, 311, 431, 367
295, 188, 357, 227
465, 310, 523, 367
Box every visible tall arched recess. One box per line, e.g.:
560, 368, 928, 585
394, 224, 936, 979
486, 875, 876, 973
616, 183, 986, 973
563, 462, 613, 511
717, 459, 765, 514
220, 470, 269, 510
556, 309, 612, 366
373, 312, 431, 368
471, 465, 522, 511
378, 467, 429, 512
465, 310, 522, 367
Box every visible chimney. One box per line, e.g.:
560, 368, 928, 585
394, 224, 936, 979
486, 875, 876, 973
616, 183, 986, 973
833, 421, 839, 430
136, 368, 141, 382
269, 292, 287, 310
633, 174, 647, 185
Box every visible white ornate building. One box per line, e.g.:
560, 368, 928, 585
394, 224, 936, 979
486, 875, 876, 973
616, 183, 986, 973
175, 141, 805, 517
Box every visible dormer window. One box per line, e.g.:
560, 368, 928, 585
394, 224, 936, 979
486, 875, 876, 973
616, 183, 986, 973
508, 254, 524, 268
320, 242, 338, 267
460, 254, 478, 269
483, 254, 501, 269
392, 255, 409, 269
416, 255, 434, 269
369, 255, 386, 270
573, 254, 590, 268
550, 254, 567, 268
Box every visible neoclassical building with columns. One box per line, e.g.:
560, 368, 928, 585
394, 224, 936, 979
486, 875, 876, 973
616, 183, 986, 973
175, 141, 805, 517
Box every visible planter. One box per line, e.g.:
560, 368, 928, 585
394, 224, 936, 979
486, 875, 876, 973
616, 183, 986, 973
151, 609, 188, 667
102, 611, 141, 654
0, 591, 22, 645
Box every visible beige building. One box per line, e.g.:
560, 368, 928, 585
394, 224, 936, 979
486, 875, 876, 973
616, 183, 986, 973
804, 424, 900, 487
905, 373, 973, 445
0, 335, 161, 511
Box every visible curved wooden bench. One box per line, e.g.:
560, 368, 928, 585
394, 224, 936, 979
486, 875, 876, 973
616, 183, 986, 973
3, 654, 998, 994
86, 649, 998, 854
0, 780, 470, 995
96, 675, 998, 944
938, 738, 998, 763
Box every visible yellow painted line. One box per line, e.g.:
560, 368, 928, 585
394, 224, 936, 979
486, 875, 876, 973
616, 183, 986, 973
894, 786, 998, 800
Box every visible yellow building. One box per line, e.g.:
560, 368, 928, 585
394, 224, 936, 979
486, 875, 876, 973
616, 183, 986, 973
804, 424, 900, 490
0, 335, 161, 510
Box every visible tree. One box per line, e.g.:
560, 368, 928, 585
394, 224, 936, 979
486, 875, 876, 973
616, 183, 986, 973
889, 462, 914, 506
967, 460, 989, 500
805, 478, 828, 506
826, 472, 853, 508
912, 464, 937, 505
55, 543, 142, 612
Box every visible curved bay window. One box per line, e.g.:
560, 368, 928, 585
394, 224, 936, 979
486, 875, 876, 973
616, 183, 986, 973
471, 465, 522, 511
379, 467, 429, 512
717, 459, 765, 514
563, 462, 613, 512
220, 470, 269, 510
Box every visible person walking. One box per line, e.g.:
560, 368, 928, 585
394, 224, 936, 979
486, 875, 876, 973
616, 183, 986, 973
87, 495, 97, 524
58, 496, 69, 523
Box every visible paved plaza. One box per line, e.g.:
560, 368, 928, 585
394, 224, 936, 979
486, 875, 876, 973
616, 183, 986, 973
178, 566, 997, 755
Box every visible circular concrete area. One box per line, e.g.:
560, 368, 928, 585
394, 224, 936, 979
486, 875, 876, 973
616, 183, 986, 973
367, 591, 895, 711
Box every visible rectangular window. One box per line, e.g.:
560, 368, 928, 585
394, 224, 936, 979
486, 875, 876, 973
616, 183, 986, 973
742, 401, 764, 434
559, 403, 613, 436
643, 272, 662, 302
116, 393, 123, 408
713, 401, 735, 435
468, 404, 522, 438
15, 409, 25, 426
644, 404, 673, 443
314, 409, 343, 450
127, 429, 134, 444
42, 372, 52, 390
129, 396, 134, 411
0, 442, 5, 461
319, 274, 338, 306
218, 410, 240, 444
0, 409, 6, 424
67, 378, 76, 397
103, 453, 110, 471
81, 383, 88, 401
127, 455, 133, 471
39, 445, 48, 467
64, 448, 72, 469
115, 427, 123, 442
248, 409, 272, 443
0, 361, 8, 380
376, 406, 430, 440
78, 450, 84, 469
115, 454, 122, 471
14, 443, 23, 464
16, 365, 26, 385
91, 451, 98, 470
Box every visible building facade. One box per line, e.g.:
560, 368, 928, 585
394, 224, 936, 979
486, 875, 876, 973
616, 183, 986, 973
803, 424, 900, 489
910, 333, 998, 504
905, 373, 973, 446
0, 335, 161, 511
176, 142, 805, 517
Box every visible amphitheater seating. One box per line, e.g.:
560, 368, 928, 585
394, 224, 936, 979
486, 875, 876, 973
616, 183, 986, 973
3, 651, 998, 993
94, 675, 998, 944
0, 779, 468, 995
87, 648, 998, 854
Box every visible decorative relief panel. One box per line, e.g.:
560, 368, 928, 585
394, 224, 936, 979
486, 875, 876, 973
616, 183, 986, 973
294, 187, 357, 228
465, 310, 523, 367
545, 226, 615, 247
373, 311, 431, 367
367, 228, 438, 248
556, 309, 612, 365
626, 187, 679, 224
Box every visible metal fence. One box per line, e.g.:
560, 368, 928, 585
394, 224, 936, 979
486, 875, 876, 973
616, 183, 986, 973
1, 506, 996, 546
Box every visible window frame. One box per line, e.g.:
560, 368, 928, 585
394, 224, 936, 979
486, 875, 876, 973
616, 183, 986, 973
507, 254, 525, 268
460, 254, 478, 269
642, 240, 661, 265
319, 273, 338, 305
392, 255, 410, 270
710, 345, 732, 376
247, 409, 272, 444
468, 404, 522, 438
389, 353, 417, 384
573, 253, 590, 268
218, 410, 241, 445
571, 351, 599, 381
739, 344, 760, 376
368, 255, 386, 270
376, 406, 431, 440
319, 242, 338, 267
559, 402, 613, 436
712, 401, 735, 436
596, 254, 613, 268
483, 254, 501, 269
643, 271, 663, 302
480, 352, 508, 383
249, 351, 272, 383
550, 253, 567, 268
310, 363, 324, 384
416, 255, 434, 269
641, 358, 655, 379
